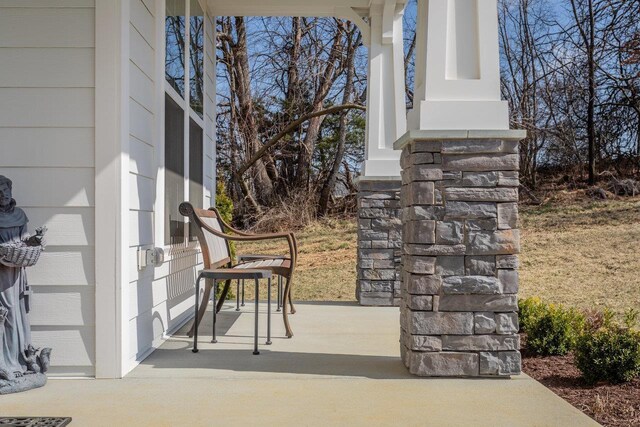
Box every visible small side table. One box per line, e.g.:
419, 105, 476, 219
192, 268, 272, 355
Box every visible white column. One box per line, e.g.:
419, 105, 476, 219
362, 1, 407, 177
408, 0, 509, 130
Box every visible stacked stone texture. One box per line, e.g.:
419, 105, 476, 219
356, 180, 403, 306
399, 138, 522, 377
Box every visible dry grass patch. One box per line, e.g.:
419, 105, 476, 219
237, 218, 358, 301
520, 197, 640, 317
240, 196, 640, 315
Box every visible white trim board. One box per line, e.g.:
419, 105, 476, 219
94, 0, 129, 379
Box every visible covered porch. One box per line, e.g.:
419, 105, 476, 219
0, 0, 529, 401
2, 302, 596, 426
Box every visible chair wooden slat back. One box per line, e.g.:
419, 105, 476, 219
179, 203, 231, 269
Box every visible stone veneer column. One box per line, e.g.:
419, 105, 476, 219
398, 133, 524, 377
356, 179, 403, 306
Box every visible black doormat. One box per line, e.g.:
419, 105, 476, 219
0, 418, 71, 427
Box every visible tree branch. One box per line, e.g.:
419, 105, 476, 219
236, 103, 366, 177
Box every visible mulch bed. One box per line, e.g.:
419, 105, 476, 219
521, 341, 640, 426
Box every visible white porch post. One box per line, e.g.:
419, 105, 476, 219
408, 0, 509, 130
355, 1, 407, 306
362, 1, 407, 177
396, 0, 525, 377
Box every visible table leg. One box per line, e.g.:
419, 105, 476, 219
236, 279, 240, 311
212, 280, 218, 343
241, 279, 245, 306
192, 274, 201, 353
277, 276, 282, 312
267, 277, 272, 345
253, 278, 260, 355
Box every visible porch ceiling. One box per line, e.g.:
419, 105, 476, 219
206, 0, 406, 18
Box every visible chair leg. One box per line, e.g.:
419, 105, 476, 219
192, 274, 201, 353
288, 285, 296, 315
215, 279, 231, 313
281, 277, 294, 338
266, 277, 272, 345
253, 278, 260, 355
188, 277, 213, 338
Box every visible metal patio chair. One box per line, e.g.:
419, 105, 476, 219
179, 202, 298, 338
215, 213, 298, 316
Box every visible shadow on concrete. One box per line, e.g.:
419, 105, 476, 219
137, 348, 413, 380
134, 304, 412, 380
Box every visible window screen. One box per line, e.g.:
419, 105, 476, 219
165, 93, 185, 245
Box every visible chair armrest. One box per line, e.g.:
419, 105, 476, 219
237, 254, 287, 262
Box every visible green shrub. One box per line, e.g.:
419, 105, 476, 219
518, 297, 545, 332
215, 179, 235, 300
624, 308, 639, 329
215, 179, 235, 260
215, 180, 234, 225
574, 325, 640, 384
525, 302, 584, 356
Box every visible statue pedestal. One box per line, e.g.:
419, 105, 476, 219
0, 373, 47, 395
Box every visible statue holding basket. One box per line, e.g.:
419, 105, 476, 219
0, 175, 51, 394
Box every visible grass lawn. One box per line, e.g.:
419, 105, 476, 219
236, 219, 358, 301
519, 195, 640, 316
240, 196, 640, 315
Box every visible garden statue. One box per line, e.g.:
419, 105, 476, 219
0, 175, 51, 394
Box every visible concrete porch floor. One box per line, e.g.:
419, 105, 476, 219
2, 302, 597, 426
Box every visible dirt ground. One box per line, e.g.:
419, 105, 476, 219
521, 337, 640, 427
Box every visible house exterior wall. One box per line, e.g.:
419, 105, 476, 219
124, 0, 216, 373
0, 0, 97, 377
0, 0, 216, 378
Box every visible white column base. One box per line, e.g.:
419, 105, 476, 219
362, 158, 401, 178
408, 100, 510, 131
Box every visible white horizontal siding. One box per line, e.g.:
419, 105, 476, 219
30, 286, 95, 326
0, 48, 94, 88
130, 136, 156, 178
130, 173, 156, 212
128, 250, 201, 319
130, 0, 155, 47
0, 168, 94, 207
0, 1, 95, 7
0, 128, 94, 168
0, 88, 94, 127
124, 0, 215, 372
0, 7, 94, 48
129, 99, 154, 144
129, 23, 155, 78
127, 246, 204, 284
29, 247, 95, 286
130, 61, 155, 112
0, 2, 96, 376
140, 0, 154, 14
31, 327, 94, 370
128, 300, 193, 361
25, 207, 95, 246
129, 210, 154, 247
